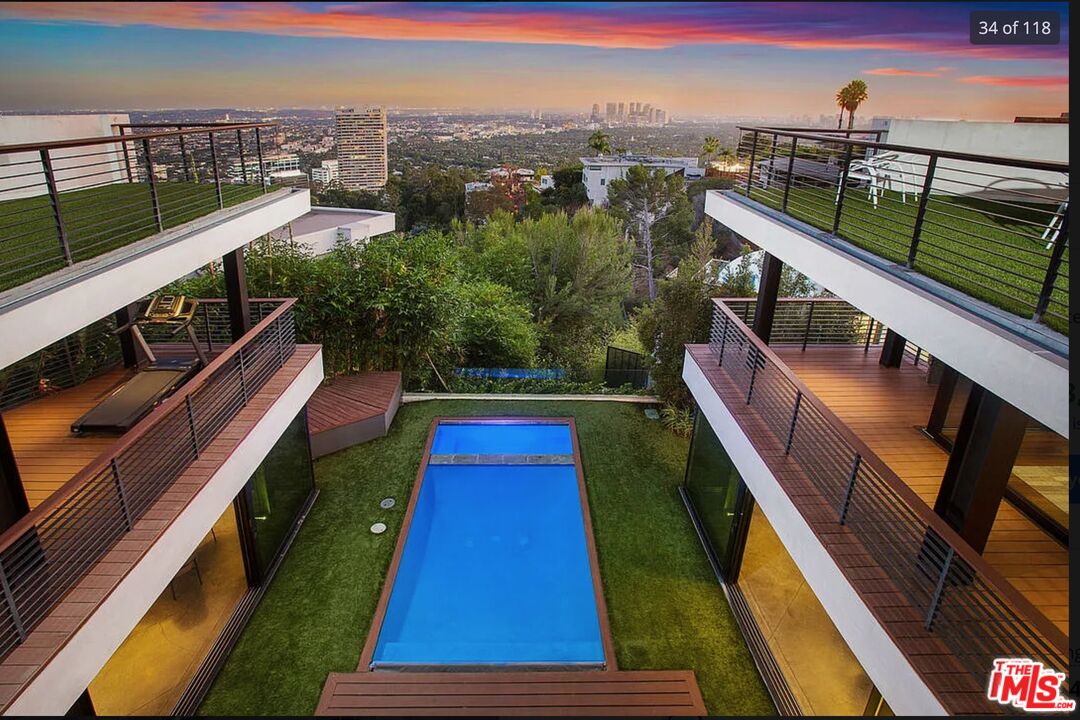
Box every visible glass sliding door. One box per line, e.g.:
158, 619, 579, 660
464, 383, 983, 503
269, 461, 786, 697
683, 410, 754, 580
244, 409, 317, 578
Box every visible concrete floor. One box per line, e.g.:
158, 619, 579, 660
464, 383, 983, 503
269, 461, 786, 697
88, 507, 248, 716
739, 505, 874, 716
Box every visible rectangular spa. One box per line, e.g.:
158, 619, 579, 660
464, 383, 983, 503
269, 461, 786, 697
365, 419, 607, 669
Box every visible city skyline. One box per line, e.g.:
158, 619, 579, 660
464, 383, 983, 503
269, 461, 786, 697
0, 2, 1069, 120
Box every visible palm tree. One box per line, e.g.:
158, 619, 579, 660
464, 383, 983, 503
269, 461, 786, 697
834, 85, 847, 129
715, 148, 737, 172
838, 79, 870, 129
700, 135, 720, 167
588, 130, 611, 156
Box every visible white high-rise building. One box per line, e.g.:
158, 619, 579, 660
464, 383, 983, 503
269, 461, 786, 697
335, 107, 388, 191
310, 159, 340, 186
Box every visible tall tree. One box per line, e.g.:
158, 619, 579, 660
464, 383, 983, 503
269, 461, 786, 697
835, 85, 847, 129
700, 135, 720, 167
588, 130, 611, 156
607, 165, 693, 301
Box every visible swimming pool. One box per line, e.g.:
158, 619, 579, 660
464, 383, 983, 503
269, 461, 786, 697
364, 419, 608, 669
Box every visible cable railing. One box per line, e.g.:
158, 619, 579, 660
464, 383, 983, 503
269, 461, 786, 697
0, 122, 279, 294
0, 299, 296, 660
721, 296, 930, 365
731, 127, 1069, 335
707, 298, 1066, 705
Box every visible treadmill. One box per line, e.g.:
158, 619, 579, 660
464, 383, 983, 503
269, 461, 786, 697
71, 295, 209, 435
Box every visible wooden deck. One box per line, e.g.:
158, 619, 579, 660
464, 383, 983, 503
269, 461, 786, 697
315, 671, 707, 716
307, 372, 402, 458
686, 343, 1065, 715
2, 368, 133, 508
772, 345, 1068, 635
0, 345, 320, 712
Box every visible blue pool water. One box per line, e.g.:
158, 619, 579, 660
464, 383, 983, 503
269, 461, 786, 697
371, 422, 604, 667
430, 422, 573, 455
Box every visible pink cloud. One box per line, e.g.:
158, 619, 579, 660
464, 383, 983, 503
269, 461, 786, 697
863, 67, 942, 77
959, 75, 1069, 88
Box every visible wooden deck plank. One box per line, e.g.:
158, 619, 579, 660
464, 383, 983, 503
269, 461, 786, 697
771, 345, 1068, 637
306, 372, 402, 434
316, 670, 706, 716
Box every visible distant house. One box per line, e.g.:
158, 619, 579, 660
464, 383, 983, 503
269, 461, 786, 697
580, 155, 705, 206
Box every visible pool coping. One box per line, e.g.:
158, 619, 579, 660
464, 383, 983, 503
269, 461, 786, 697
356, 416, 618, 672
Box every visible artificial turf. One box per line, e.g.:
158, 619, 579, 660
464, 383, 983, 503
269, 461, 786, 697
197, 400, 776, 716
740, 185, 1068, 334
0, 182, 263, 293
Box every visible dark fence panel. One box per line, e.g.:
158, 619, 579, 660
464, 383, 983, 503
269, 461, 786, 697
604, 346, 650, 389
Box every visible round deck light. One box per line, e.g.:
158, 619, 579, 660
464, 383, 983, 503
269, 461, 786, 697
370, 522, 387, 534
380, 497, 396, 509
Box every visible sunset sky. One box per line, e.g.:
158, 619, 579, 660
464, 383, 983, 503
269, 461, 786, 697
0, 1, 1069, 119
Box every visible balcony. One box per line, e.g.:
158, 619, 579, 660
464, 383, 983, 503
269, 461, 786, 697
682, 298, 1066, 715
0, 124, 311, 370
0, 299, 323, 711
721, 127, 1068, 335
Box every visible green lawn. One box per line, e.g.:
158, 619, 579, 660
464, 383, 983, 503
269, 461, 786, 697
0, 181, 263, 292
745, 185, 1068, 334
198, 400, 775, 716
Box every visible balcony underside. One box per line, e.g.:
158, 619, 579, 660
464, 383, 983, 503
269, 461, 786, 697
685, 343, 1065, 714
0, 344, 320, 713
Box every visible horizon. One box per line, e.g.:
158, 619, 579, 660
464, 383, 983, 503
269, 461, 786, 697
0, 1, 1069, 121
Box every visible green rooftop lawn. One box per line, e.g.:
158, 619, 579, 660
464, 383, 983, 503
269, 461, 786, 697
0, 181, 263, 293
744, 185, 1068, 334
198, 400, 776, 716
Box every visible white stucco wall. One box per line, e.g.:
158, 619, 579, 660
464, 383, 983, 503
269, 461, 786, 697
878, 119, 1068, 199
0, 114, 131, 199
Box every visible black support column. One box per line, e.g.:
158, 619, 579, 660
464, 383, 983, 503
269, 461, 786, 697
879, 328, 906, 367
923, 364, 959, 449
223, 247, 251, 342
0, 413, 30, 533
113, 302, 141, 368
932, 384, 1027, 553
752, 252, 783, 343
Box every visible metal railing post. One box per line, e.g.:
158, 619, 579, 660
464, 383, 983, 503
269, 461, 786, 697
118, 125, 134, 183
907, 155, 937, 268
782, 137, 798, 212
0, 559, 27, 643
744, 131, 759, 199
1033, 211, 1068, 323
255, 126, 267, 193
209, 131, 224, 209
141, 137, 164, 232
111, 458, 134, 531
838, 453, 862, 524
39, 148, 73, 266
236, 128, 248, 184
801, 301, 815, 352
746, 347, 759, 404
717, 311, 729, 367
185, 395, 201, 457
832, 143, 854, 234
275, 316, 286, 367
863, 318, 875, 353
784, 391, 802, 454
238, 348, 249, 403
925, 546, 955, 631
177, 126, 190, 182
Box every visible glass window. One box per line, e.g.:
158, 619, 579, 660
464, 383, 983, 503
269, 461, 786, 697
89, 505, 247, 715
683, 411, 751, 579
247, 410, 316, 576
